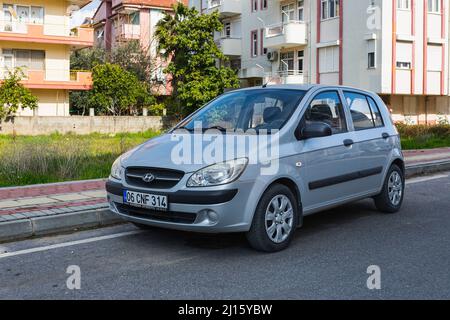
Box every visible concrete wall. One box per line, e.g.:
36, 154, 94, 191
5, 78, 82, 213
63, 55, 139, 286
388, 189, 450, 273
0, 116, 167, 135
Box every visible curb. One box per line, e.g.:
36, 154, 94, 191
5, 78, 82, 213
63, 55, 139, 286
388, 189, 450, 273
405, 160, 450, 178
0, 208, 124, 243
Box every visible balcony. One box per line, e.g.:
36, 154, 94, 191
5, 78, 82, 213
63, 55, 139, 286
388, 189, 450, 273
265, 21, 307, 49
1, 69, 92, 90
265, 70, 305, 85
216, 37, 242, 56
116, 24, 140, 42
0, 22, 94, 49
205, 0, 241, 18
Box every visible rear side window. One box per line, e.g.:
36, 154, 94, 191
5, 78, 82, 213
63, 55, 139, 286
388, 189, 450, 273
344, 92, 384, 130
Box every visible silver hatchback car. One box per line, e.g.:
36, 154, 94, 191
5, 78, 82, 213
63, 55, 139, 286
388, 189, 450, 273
106, 85, 405, 252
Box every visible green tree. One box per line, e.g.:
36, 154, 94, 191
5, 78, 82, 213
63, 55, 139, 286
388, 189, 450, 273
88, 63, 155, 115
111, 40, 156, 83
0, 68, 38, 122
70, 46, 106, 70
70, 43, 158, 115
155, 4, 239, 118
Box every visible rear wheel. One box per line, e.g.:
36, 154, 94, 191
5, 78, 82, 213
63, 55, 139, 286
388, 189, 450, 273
374, 164, 404, 213
246, 184, 299, 252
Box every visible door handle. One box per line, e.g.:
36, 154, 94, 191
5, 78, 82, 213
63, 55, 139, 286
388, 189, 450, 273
343, 139, 354, 147
382, 132, 390, 139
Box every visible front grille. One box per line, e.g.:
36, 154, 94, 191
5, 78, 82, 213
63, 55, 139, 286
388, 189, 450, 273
125, 167, 184, 189
116, 204, 197, 224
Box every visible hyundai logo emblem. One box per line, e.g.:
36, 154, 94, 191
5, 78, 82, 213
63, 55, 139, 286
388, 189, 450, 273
142, 173, 155, 183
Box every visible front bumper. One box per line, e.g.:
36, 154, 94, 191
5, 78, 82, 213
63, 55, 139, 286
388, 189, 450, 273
106, 179, 254, 233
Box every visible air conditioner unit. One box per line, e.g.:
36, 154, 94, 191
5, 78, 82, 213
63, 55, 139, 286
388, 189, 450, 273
267, 51, 278, 62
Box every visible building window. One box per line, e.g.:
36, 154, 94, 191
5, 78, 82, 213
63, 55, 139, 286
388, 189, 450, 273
397, 0, 410, 10
2, 49, 45, 72
252, 0, 258, 12
321, 0, 339, 20
261, 0, 268, 10
251, 30, 258, 57
298, 0, 304, 21
280, 51, 295, 74
281, 3, 295, 23
428, 0, 440, 13
396, 61, 411, 69
30, 6, 44, 24
224, 22, 231, 38
260, 29, 267, 55
298, 50, 304, 73
367, 39, 376, 68
396, 41, 412, 70
319, 46, 339, 73
2, 4, 44, 25
129, 11, 139, 25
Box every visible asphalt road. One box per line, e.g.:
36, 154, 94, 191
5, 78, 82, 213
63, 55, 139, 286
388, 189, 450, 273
1, 172, 450, 299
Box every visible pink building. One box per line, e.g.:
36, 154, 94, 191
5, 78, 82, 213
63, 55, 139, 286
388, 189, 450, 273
92, 0, 187, 94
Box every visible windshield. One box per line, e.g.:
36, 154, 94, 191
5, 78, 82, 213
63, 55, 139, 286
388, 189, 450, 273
174, 89, 307, 133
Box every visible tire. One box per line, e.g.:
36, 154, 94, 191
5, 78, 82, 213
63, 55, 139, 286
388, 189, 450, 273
373, 164, 405, 213
246, 184, 299, 252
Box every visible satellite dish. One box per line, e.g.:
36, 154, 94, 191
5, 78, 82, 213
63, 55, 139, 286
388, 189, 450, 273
66, 4, 80, 16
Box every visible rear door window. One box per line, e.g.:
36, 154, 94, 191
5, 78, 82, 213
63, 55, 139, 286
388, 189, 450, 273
344, 92, 377, 130
367, 96, 384, 127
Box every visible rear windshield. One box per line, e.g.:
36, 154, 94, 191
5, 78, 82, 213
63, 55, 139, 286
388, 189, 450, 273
175, 89, 307, 133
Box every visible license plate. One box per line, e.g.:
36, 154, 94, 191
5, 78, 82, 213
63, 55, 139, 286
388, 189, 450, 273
123, 190, 168, 211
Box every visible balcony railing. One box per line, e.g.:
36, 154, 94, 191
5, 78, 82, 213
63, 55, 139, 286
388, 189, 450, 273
205, 0, 241, 17
265, 70, 305, 85
116, 24, 140, 41
215, 37, 242, 56
0, 20, 94, 47
0, 68, 92, 90
265, 20, 307, 49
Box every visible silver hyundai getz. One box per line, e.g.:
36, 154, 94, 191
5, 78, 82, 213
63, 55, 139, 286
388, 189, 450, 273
106, 85, 405, 252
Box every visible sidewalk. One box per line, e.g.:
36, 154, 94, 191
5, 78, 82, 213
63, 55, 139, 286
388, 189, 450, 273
0, 148, 449, 242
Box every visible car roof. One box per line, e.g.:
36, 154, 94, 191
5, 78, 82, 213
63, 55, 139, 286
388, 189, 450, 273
230, 84, 377, 96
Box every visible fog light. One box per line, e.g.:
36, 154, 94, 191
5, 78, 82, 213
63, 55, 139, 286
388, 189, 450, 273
207, 210, 218, 223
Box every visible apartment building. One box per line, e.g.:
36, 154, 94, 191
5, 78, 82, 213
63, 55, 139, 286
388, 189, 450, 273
93, 0, 187, 94
192, 0, 450, 124
0, 0, 94, 116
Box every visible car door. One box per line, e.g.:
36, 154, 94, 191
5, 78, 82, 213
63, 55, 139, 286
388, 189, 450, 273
297, 89, 362, 212
342, 91, 392, 194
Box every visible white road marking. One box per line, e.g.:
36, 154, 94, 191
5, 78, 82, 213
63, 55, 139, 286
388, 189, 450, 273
406, 174, 449, 185
0, 230, 142, 259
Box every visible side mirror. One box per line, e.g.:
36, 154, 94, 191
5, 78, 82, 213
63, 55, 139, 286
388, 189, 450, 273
297, 122, 332, 140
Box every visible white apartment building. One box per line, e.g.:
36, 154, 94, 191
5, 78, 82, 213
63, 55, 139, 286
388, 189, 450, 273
191, 0, 450, 124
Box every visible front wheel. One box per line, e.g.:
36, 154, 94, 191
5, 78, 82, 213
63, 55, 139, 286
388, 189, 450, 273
373, 164, 405, 213
246, 184, 299, 252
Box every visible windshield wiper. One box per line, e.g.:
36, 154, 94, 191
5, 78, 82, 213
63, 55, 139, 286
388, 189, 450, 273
174, 126, 194, 132
203, 125, 229, 132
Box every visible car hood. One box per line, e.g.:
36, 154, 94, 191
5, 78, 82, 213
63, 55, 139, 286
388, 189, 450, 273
121, 133, 251, 173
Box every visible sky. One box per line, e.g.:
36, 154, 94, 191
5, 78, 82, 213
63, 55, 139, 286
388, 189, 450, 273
70, 0, 100, 27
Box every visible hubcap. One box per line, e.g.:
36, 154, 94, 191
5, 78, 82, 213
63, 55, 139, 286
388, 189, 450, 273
388, 171, 403, 206
265, 195, 294, 244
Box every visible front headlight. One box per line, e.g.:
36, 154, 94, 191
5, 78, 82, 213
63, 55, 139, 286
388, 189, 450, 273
187, 158, 248, 187
110, 157, 124, 180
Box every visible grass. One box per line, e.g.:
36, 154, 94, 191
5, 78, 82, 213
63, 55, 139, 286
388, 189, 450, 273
396, 124, 450, 150
0, 131, 160, 187
0, 124, 449, 187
